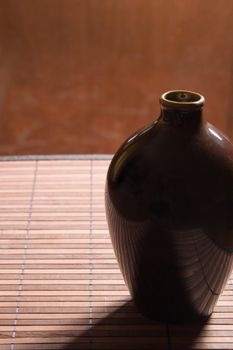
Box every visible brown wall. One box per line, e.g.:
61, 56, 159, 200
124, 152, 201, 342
0, 0, 232, 155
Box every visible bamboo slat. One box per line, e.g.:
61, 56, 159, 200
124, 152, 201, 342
0, 159, 233, 350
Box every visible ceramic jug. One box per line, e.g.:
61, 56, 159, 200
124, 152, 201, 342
105, 90, 233, 322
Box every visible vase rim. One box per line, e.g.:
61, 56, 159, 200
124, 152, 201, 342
160, 90, 205, 110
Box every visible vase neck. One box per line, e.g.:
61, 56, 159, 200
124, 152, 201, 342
159, 90, 204, 127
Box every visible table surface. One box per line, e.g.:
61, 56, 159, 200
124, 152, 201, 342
0, 156, 233, 350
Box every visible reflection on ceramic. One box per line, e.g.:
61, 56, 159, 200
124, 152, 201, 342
105, 90, 233, 322
208, 127, 223, 141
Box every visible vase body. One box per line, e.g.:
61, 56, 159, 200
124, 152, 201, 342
105, 90, 233, 322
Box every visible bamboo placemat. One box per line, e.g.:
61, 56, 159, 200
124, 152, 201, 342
0, 158, 233, 350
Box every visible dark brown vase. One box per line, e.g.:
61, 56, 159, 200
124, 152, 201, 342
105, 90, 233, 322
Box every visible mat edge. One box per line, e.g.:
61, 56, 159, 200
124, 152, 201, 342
0, 154, 113, 161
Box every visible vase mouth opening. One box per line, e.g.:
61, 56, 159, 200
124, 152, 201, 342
160, 90, 205, 110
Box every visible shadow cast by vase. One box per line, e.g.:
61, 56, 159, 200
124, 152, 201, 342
63, 300, 207, 350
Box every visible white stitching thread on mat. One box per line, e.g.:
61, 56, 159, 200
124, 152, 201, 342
10, 161, 38, 350
88, 160, 93, 349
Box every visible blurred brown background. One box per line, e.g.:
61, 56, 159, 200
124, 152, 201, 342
0, 0, 232, 155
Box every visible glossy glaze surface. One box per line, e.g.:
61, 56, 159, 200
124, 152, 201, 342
105, 91, 233, 322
